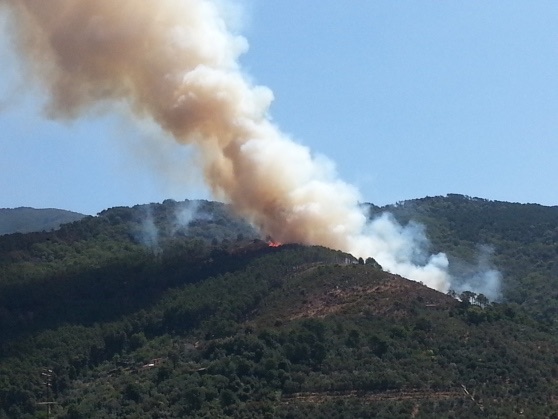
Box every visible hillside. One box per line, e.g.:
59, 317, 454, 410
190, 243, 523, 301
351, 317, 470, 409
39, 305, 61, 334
0, 208, 86, 235
1, 196, 558, 417
1, 243, 557, 418
376, 194, 558, 324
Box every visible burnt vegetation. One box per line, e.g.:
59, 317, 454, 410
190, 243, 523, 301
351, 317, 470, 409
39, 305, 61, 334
1, 195, 558, 418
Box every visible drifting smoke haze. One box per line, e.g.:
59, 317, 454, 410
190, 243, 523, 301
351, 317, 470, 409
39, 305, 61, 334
450, 245, 502, 301
0, 0, 500, 294
137, 205, 161, 254
174, 200, 208, 229
137, 201, 207, 252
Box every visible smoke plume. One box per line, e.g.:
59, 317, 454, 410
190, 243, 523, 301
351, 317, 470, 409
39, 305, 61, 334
137, 205, 161, 254
1, 0, 454, 291
449, 245, 502, 301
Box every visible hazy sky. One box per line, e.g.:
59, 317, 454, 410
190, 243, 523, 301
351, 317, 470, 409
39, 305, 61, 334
1, 1, 557, 215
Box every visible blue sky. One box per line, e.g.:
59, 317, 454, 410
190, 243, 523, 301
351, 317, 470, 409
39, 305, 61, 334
1, 1, 558, 214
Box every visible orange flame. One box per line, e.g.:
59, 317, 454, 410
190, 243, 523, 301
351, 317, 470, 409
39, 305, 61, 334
268, 241, 282, 248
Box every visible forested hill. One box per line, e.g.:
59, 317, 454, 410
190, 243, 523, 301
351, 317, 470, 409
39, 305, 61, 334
2, 240, 558, 417
374, 194, 558, 324
2, 196, 558, 417
378, 194, 558, 253
0, 207, 86, 235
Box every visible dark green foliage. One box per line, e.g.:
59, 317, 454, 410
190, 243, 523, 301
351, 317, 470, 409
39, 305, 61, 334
376, 194, 558, 323
2, 196, 558, 417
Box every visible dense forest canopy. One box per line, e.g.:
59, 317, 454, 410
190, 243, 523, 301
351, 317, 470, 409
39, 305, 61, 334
1, 195, 558, 418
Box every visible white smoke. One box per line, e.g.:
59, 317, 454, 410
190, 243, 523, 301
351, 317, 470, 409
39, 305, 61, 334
174, 201, 202, 230
0, 0, 456, 292
449, 245, 502, 301
172, 200, 214, 235
137, 205, 161, 254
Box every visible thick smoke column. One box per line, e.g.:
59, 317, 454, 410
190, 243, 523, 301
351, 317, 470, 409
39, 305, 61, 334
0, 0, 451, 291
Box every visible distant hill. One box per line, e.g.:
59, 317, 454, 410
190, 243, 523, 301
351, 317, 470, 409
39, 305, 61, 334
0, 207, 86, 235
